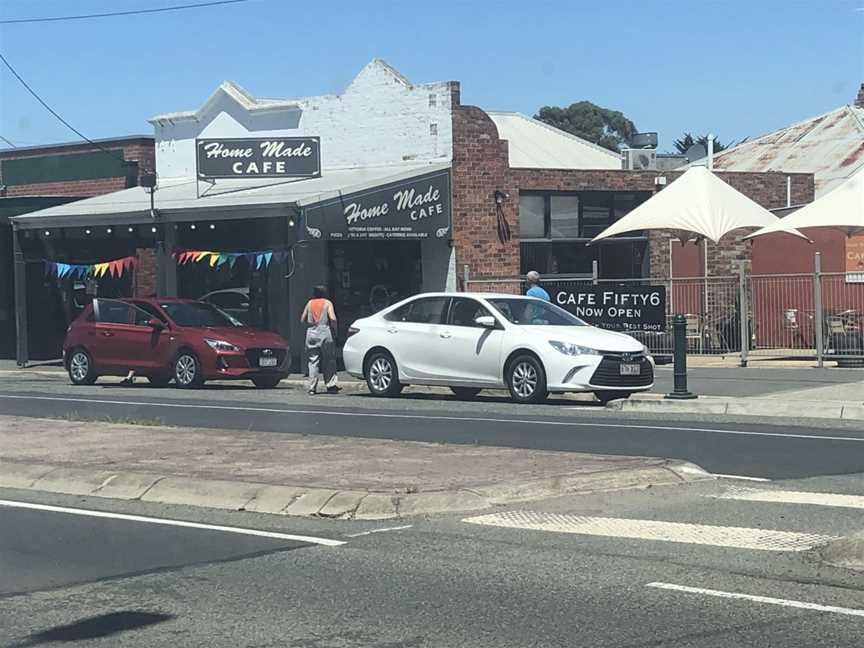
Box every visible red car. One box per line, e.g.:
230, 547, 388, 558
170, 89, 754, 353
63, 297, 290, 389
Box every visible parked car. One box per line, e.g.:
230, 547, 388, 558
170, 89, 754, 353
63, 297, 289, 389
200, 287, 252, 324
343, 292, 654, 404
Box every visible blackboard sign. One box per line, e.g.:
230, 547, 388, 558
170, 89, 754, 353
553, 285, 667, 332
196, 138, 321, 179
304, 170, 451, 241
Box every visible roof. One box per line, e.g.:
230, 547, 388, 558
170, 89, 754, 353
149, 81, 301, 124
701, 104, 864, 197
10, 162, 449, 229
486, 112, 622, 170
590, 166, 805, 244
0, 134, 153, 156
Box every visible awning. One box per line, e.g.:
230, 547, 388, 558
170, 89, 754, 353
10, 162, 450, 230
745, 168, 864, 239
590, 166, 806, 244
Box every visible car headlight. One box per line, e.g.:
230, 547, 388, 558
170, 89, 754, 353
205, 338, 240, 352
549, 340, 600, 356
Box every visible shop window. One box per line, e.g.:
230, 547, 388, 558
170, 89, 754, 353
550, 195, 580, 238
448, 298, 493, 327
519, 194, 545, 239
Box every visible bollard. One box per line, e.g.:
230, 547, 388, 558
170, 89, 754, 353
665, 314, 697, 400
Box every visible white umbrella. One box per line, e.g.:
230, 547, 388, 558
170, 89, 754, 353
590, 166, 806, 244
745, 168, 864, 239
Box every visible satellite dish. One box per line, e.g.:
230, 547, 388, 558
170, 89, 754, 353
685, 143, 707, 163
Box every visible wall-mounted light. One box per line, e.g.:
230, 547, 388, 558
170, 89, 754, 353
494, 190, 510, 205
288, 219, 295, 227
128, 227, 134, 233
190, 224, 196, 230
44, 230, 51, 237
85, 229, 92, 235
151, 226, 157, 233
106, 228, 112, 234
209, 224, 215, 230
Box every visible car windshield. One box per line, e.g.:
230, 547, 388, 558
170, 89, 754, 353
160, 302, 245, 327
488, 298, 587, 326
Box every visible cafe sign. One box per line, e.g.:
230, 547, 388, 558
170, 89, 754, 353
553, 285, 667, 332
846, 234, 864, 283
196, 137, 321, 179
304, 170, 451, 241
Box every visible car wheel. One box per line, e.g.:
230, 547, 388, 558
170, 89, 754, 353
506, 354, 547, 404
173, 351, 204, 389
147, 376, 171, 387
594, 391, 632, 405
365, 351, 402, 397
450, 387, 482, 399
68, 348, 97, 385
252, 376, 282, 389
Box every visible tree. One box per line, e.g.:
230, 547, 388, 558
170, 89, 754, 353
673, 133, 733, 155
534, 101, 637, 153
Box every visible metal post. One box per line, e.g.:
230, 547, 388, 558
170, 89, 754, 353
666, 314, 697, 399
462, 264, 469, 292
592, 259, 599, 285
814, 252, 824, 368
738, 266, 749, 367
12, 226, 28, 367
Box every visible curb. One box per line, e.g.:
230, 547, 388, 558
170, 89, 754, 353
818, 531, 864, 572
0, 459, 712, 520
613, 396, 864, 421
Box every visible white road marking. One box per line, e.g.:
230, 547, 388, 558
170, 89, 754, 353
1, 394, 863, 443
646, 582, 864, 619
717, 487, 864, 509
346, 524, 413, 537
0, 499, 344, 546
712, 473, 772, 482
463, 511, 836, 551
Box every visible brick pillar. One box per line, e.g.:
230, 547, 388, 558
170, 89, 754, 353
135, 248, 158, 297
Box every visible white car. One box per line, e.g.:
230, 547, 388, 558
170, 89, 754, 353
343, 292, 654, 404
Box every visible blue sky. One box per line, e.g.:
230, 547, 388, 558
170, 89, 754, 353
1, 0, 862, 152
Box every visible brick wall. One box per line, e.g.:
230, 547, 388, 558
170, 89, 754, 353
510, 167, 814, 279
0, 138, 155, 198
135, 248, 158, 297
450, 87, 519, 282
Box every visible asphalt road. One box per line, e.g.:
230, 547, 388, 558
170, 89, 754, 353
2, 474, 864, 648
2, 386, 864, 480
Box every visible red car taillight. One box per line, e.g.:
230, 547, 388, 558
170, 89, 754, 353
347, 326, 360, 338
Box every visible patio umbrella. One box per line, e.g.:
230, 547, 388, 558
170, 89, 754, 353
590, 166, 807, 244
745, 168, 864, 239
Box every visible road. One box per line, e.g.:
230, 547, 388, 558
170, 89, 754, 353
2, 382, 864, 479
2, 472, 864, 647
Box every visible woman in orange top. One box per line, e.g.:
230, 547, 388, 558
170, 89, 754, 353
301, 285, 339, 394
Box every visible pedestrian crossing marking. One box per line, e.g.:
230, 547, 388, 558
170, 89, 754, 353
463, 511, 836, 552
716, 487, 864, 510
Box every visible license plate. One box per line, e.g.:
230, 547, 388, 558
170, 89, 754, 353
620, 363, 640, 376
259, 357, 278, 367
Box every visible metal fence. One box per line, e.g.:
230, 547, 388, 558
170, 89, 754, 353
463, 254, 864, 365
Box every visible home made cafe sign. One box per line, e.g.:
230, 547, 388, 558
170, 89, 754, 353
554, 285, 667, 332
197, 137, 321, 179
305, 171, 451, 240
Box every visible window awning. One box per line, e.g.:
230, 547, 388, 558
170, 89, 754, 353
10, 162, 450, 230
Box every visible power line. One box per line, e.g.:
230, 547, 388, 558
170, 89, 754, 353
0, 135, 17, 148
0, 0, 250, 24
0, 51, 150, 171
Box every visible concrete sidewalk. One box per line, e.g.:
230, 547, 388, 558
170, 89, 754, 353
0, 416, 707, 519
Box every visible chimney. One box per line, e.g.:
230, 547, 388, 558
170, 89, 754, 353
856, 83, 864, 108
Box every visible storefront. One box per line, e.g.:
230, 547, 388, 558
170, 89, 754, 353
9, 59, 809, 364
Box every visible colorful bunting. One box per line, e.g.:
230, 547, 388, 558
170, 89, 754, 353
45, 256, 136, 280
174, 249, 287, 271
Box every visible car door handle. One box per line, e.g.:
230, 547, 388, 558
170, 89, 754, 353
439, 331, 452, 339
101, 331, 114, 337
386, 327, 399, 334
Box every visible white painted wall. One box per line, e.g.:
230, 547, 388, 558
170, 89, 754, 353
151, 60, 454, 180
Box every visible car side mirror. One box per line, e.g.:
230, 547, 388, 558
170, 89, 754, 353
147, 318, 165, 330
475, 315, 497, 328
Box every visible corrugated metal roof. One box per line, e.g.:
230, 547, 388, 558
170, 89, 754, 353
487, 112, 622, 170
10, 162, 448, 229
707, 104, 864, 197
